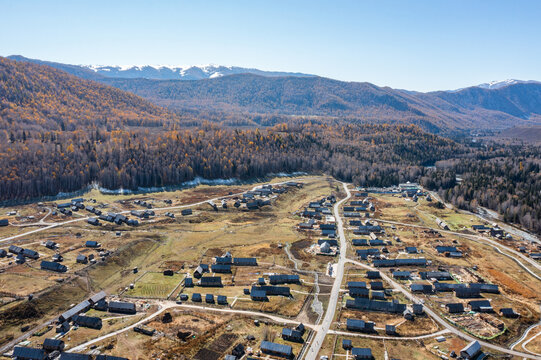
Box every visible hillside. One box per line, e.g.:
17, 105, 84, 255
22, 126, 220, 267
0, 57, 179, 131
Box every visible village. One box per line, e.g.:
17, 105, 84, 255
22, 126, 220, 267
0, 177, 540, 360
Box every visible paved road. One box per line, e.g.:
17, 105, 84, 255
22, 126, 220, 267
305, 182, 351, 360
522, 330, 541, 357
511, 307, 541, 350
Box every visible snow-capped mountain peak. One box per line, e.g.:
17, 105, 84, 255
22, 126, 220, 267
476, 79, 539, 90
81, 64, 313, 81
447, 79, 540, 92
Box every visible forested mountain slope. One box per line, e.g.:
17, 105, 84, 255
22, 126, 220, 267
0, 57, 179, 131
8, 56, 541, 133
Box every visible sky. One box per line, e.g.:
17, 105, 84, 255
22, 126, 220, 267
1, 0, 540, 92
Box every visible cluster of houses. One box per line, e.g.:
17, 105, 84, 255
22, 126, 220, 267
473, 224, 541, 261
56, 292, 136, 334
300, 195, 336, 221
297, 195, 341, 255
90, 211, 140, 227
12, 340, 129, 360
181, 253, 301, 304
133, 199, 153, 209
3, 245, 40, 265
11, 292, 133, 360
472, 224, 507, 239
55, 198, 87, 216
232, 183, 292, 211
39, 241, 110, 274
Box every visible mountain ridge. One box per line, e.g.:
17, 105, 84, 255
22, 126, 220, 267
5, 55, 541, 133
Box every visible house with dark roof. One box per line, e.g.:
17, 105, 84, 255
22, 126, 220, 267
455, 287, 481, 299
436, 246, 457, 254
469, 283, 499, 294
45, 240, 58, 249
413, 303, 424, 315
346, 298, 406, 313
95, 356, 129, 360
410, 283, 433, 293
392, 271, 411, 279
72, 315, 102, 329
217, 295, 228, 305
460, 341, 482, 359
347, 281, 366, 289
200, 276, 223, 287
76, 254, 88, 264
181, 209, 192, 216
468, 300, 493, 313
343, 339, 353, 350
260, 341, 293, 358
373, 258, 427, 267
366, 271, 380, 279
85, 241, 100, 248
385, 324, 397, 335
192, 293, 202, 302
420, 271, 452, 280
370, 281, 384, 290
12, 347, 48, 360
352, 238, 368, 246
252, 285, 291, 297
349, 287, 370, 298
205, 294, 215, 304
282, 328, 303, 343
59, 300, 91, 323
346, 319, 375, 333
9, 245, 23, 255
215, 256, 233, 265
41, 260, 67, 273
22, 248, 39, 259
351, 347, 374, 359
211, 264, 232, 273
356, 249, 380, 260
43, 338, 65, 352
108, 301, 136, 314
472, 225, 490, 232
500, 308, 519, 318
434, 282, 466, 292
371, 291, 386, 300
405, 247, 418, 254
250, 289, 268, 301
233, 257, 258, 266
269, 274, 299, 285
318, 239, 338, 247
87, 217, 100, 226
446, 303, 465, 314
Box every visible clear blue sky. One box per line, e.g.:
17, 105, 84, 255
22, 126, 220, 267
1, 0, 540, 91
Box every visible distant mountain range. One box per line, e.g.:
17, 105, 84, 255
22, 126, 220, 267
7, 55, 315, 81
6, 55, 541, 133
